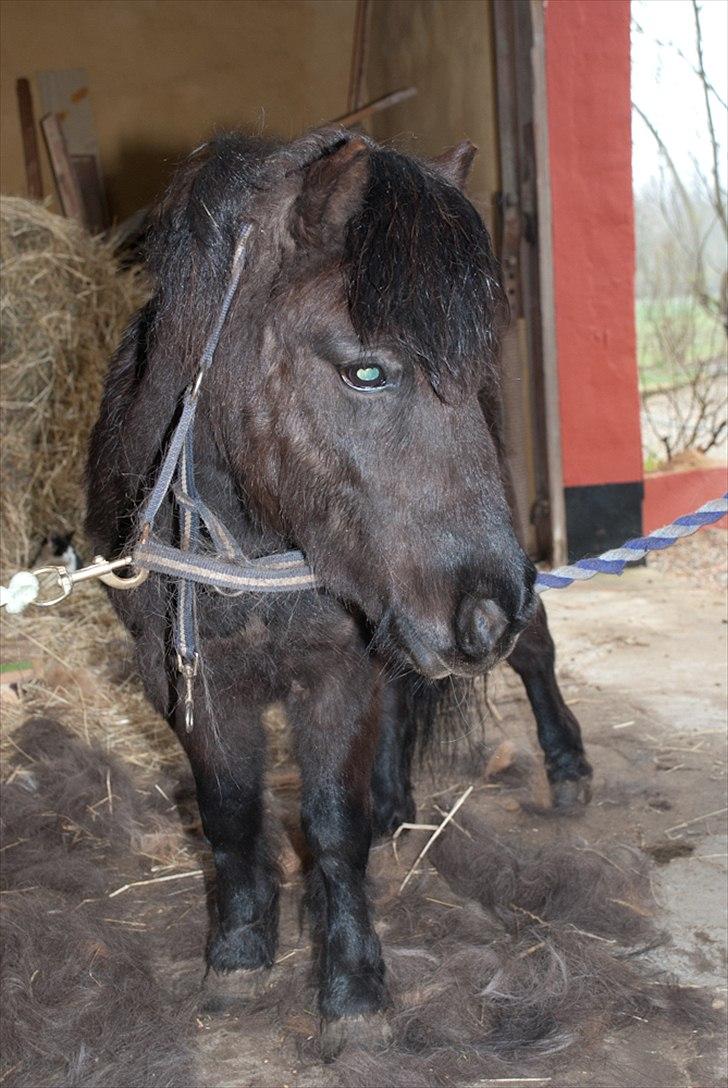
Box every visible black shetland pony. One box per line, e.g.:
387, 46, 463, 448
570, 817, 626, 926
87, 129, 591, 1052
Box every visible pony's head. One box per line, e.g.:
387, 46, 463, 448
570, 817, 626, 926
148, 130, 536, 678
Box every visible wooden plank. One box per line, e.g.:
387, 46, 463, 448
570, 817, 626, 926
493, 0, 538, 558
529, 0, 567, 566
36, 68, 109, 229
70, 153, 107, 234
40, 112, 86, 224
347, 0, 370, 112
16, 78, 43, 200
36, 69, 97, 156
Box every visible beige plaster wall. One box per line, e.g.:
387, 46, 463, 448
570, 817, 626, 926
0, 0, 357, 219
364, 0, 500, 230
1, 0, 499, 220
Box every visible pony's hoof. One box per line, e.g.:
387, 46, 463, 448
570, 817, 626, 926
201, 965, 271, 1014
551, 775, 592, 810
319, 1012, 392, 1062
371, 793, 416, 840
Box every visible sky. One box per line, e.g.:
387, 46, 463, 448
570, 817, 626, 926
631, 0, 728, 193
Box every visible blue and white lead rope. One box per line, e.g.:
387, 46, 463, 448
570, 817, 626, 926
2, 493, 726, 614
534, 493, 728, 593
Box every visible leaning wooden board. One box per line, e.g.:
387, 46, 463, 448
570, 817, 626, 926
16, 78, 43, 200
36, 67, 109, 231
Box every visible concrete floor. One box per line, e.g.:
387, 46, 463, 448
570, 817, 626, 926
542, 561, 727, 995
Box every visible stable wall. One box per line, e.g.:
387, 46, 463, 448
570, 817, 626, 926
0, 0, 357, 220
544, 0, 644, 557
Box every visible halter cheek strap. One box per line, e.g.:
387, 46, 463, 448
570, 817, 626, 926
133, 226, 316, 731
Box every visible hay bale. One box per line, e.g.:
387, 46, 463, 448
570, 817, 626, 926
0, 200, 160, 768
0, 197, 148, 575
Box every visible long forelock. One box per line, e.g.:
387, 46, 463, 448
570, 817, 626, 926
344, 148, 506, 399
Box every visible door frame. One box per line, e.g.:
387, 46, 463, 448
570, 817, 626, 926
493, 0, 567, 565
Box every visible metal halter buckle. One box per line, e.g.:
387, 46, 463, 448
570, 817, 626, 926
176, 652, 199, 734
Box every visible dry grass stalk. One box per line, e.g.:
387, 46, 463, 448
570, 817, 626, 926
0, 583, 179, 774
399, 784, 474, 891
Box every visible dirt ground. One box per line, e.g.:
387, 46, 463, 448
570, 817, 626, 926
1, 530, 726, 1088
536, 537, 727, 996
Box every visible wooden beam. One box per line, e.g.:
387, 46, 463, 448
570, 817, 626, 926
347, 0, 370, 113
334, 86, 416, 128
16, 78, 43, 200
70, 153, 108, 234
530, 0, 567, 566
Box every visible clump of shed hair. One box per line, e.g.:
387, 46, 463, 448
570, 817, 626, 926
312, 811, 718, 1086
211, 807, 718, 1088
0, 718, 201, 1088
1, 719, 720, 1088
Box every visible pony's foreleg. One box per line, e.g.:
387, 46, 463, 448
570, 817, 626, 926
370, 678, 417, 837
507, 598, 593, 807
179, 687, 280, 978
288, 666, 389, 1049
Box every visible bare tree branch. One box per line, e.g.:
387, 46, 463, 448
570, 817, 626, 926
632, 103, 700, 239
632, 15, 728, 111
633, 103, 712, 315
634, 3, 727, 465
691, 0, 728, 236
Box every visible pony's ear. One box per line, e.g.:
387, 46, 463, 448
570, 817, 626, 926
294, 137, 370, 246
429, 140, 478, 190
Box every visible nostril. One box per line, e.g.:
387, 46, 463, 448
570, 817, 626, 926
457, 597, 508, 659
474, 599, 508, 646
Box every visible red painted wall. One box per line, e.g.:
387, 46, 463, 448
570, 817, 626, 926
643, 467, 728, 533
544, 0, 643, 489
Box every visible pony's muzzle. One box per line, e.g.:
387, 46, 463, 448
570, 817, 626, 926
386, 613, 452, 679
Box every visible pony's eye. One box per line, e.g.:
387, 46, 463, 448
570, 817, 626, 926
341, 364, 387, 391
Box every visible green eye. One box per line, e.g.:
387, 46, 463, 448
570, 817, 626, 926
341, 363, 387, 391
357, 366, 381, 382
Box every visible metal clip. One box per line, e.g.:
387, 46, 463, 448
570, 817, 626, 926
31, 555, 149, 607
94, 556, 149, 591
31, 565, 74, 607
176, 652, 199, 734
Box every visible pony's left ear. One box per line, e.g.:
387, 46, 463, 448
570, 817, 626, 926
429, 140, 478, 190
294, 136, 370, 247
